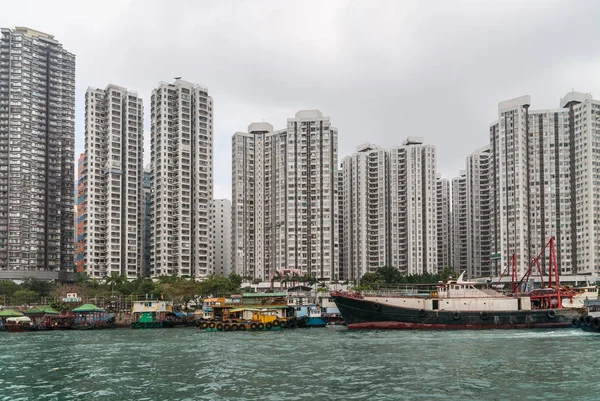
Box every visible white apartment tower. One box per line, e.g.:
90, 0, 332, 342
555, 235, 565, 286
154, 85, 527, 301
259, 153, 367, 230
389, 138, 437, 274
151, 79, 213, 277
490, 96, 531, 276
436, 175, 451, 271
452, 171, 467, 273
341, 143, 389, 280
210, 199, 232, 277
0, 27, 75, 280
466, 146, 492, 278
81, 84, 143, 279
337, 169, 346, 280
232, 110, 339, 281
490, 92, 600, 276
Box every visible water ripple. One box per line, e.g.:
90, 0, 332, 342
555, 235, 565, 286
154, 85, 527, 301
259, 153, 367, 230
0, 328, 598, 400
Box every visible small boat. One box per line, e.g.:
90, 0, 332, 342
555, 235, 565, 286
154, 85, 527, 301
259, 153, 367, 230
5, 316, 33, 332
324, 315, 346, 328
42, 315, 75, 330
131, 301, 174, 329
200, 309, 287, 332
562, 282, 599, 308
294, 305, 327, 328
573, 299, 600, 332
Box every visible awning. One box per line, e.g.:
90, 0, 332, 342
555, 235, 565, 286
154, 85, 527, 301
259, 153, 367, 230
0, 309, 24, 317
7, 316, 31, 323
72, 304, 105, 313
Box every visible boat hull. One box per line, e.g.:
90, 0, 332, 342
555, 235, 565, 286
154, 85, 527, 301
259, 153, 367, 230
331, 293, 580, 330
306, 317, 327, 328
5, 324, 32, 333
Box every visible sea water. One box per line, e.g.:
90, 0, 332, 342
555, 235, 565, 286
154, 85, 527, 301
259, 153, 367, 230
0, 328, 599, 400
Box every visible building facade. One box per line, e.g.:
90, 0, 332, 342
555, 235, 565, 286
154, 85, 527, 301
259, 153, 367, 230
389, 138, 437, 274
436, 175, 451, 271
341, 143, 390, 280
452, 171, 467, 273
0, 27, 75, 280
489, 92, 600, 276
150, 79, 213, 277
232, 110, 339, 281
210, 199, 232, 277
141, 166, 152, 277
465, 146, 492, 278
79, 84, 144, 279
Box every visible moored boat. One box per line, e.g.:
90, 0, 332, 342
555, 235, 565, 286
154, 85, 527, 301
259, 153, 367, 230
573, 299, 600, 333
332, 237, 581, 330
294, 305, 327, 328
5, 316, 33, 332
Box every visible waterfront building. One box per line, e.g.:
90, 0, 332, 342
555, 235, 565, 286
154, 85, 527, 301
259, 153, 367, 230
141, 166, 152, 277
151, 79, 213, 277
0, 27, 75, 280
232, 110, 339, 281
210, 199, 232, 277
389, 138, 437, 274
489, 92, 600, 276
80, 84, 144, 279
436, 175, 452, 271
340, 143, 389, 280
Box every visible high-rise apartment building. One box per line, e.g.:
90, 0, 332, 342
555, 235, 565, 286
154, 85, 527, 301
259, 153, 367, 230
340, 138, 439, 279
452, 171, 467, 273
465, 146, 492, 278
151, 79, 213, 278
341, 143, 389, 280
75, 154, 86, 273
210, 199, 232, 277
389, 138, 437, 274
79, 84, 143, 279
490, 92, 600, 276
436, 175, 451, 271
337, 169, 346, 281
0, 27, 75, 280
232, 110, 339, 281
141, 166, 152, 277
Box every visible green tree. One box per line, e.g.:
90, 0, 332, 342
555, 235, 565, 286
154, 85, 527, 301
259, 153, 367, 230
0, 280, 19, 297
359, 272, 381, 288
172, 279, 201, 310
22, 278, 56, 298
291, 273, 301, 287
228, 273, 243, 290
12, 289, 39, 306
375, 266, 403, 284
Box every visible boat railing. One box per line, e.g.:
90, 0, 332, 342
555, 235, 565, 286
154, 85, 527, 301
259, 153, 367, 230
360, 290, 428, 298
360, 287, 506, 299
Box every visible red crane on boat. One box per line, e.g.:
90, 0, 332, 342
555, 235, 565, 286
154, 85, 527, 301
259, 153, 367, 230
496, 237, 574, 309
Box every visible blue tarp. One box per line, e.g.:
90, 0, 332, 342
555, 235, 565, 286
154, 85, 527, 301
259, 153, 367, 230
174, 312, 187, 317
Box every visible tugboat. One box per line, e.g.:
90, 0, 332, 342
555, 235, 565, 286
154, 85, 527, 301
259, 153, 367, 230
332, 237, 581, 330
294, 305, 327, 328
130, 300, 174, 329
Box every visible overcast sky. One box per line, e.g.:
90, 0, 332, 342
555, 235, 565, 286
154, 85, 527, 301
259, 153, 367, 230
3, 0, 600, 198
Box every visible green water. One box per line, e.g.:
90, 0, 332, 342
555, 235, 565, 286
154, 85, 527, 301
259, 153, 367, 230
1, 328, 599, 400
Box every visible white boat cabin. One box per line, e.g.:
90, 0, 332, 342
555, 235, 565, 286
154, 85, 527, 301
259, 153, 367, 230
364, 272, 531, 312
132, 300, 173, 313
